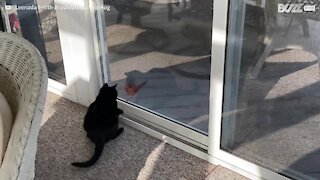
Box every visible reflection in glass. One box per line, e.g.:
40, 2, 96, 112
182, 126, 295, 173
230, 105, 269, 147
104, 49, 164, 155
222, 0, 320, 179
6, 0, 66, 84
38, 0, 65, 83
104, 0, 213, 133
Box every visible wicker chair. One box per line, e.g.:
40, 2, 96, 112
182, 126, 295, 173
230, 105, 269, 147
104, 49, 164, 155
0, 32, 48, 179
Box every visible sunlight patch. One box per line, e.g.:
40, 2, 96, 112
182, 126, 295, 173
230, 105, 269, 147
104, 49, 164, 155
267, 49, 317, 63
137, 142, 166, 179
265, 64, 320, 99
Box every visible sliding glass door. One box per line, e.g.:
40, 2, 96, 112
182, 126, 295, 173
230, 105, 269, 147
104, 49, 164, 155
100, 0, 214, 146
221, 0, 320, 179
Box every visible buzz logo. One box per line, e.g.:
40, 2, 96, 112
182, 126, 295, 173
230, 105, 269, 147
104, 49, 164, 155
278, 3, 316, 13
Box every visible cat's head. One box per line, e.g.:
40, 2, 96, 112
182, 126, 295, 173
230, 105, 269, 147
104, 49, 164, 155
98, 83, 118, 100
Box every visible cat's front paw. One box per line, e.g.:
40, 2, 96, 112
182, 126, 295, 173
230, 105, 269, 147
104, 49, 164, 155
112, 128, 124, 139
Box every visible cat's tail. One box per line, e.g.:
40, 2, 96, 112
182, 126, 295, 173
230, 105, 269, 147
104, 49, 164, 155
71, 140, 104, 168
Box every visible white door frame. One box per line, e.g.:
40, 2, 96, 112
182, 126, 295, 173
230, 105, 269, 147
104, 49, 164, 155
46, 0, 102, 106
208, 1, 305, 180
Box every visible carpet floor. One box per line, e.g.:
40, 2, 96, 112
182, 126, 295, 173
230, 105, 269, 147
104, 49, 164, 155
35, 92, 247, 180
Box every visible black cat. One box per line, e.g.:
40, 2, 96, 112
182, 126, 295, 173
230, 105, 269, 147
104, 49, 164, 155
72, 83, 124, 168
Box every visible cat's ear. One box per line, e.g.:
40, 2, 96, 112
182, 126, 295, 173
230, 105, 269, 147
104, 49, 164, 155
112, 84, 117, 88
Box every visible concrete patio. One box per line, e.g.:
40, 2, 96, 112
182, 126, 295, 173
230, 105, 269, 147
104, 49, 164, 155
35, 92, 247, 180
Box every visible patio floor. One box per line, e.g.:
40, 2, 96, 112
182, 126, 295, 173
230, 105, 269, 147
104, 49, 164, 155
35, 92, 247, 180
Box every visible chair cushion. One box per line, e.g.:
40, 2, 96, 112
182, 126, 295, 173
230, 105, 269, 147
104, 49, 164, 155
0, 92, 13, 166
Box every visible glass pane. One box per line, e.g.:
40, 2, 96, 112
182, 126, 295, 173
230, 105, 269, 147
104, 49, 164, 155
5, 0, 66, 84
222, 0, 320, 179
104, 0, 213, 134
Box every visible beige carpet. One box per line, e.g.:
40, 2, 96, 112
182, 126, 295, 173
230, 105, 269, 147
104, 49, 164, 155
35, 92, 247, 180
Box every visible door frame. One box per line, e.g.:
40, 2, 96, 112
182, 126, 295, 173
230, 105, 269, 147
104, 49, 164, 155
208, 1, 300, 179
210, 1, 283, 179
47, 0, 102, 106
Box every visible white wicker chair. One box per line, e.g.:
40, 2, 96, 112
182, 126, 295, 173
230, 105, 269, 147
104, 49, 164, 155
0, 32, 48, 180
